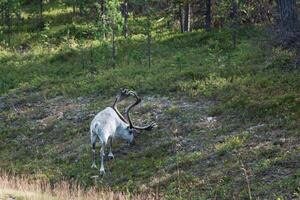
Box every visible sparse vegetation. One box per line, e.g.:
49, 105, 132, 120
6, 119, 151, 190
0, 173, 153, 200
215, 135, 244, 156
0, 1, 299, 199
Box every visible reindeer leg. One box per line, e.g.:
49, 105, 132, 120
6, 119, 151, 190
108, 137, 114, 160
91, 142, 97, 169
99, 145, 105, 174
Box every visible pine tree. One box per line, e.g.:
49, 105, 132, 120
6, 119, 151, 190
104, 0, 124, 67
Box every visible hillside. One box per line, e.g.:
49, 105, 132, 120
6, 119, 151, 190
0, 2, 300, 200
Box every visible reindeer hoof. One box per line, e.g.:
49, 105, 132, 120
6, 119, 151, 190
91, 163, 97, 169
100, 168, 105, 175
108, 152, 114, 160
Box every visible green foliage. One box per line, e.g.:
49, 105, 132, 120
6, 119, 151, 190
0, 3, 299, 198
96, 0, 124, 38
215, 135, 244, 156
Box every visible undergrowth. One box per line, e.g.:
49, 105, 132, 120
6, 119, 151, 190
0, 5, 299, 200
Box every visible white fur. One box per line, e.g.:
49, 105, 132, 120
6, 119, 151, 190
90, 107, 133, 144
90, 107, 133, 174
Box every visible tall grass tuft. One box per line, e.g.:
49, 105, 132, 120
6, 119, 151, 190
0, 173, 155, 200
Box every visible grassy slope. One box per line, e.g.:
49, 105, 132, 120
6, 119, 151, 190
0, 4, 299, 200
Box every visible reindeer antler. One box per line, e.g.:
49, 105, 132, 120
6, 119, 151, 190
125, 91, 157, 131
111, 88, 131, 124
112, 88, 157, 131
125, 91, 141, 129
111, 88, 141, 124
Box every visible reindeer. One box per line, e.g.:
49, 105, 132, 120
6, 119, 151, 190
90, 89, 156, 174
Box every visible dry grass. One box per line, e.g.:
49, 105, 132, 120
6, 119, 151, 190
0, 173, 155, 200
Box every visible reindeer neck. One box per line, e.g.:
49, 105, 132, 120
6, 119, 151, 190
110, 106, 129, 124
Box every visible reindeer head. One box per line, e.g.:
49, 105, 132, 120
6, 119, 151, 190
117, 125, 135, 143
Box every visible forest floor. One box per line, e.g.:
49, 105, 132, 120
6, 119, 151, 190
0, 87, 299, 199
0, 5, 299, 198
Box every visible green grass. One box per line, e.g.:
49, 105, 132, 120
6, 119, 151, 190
1, 25, 299, 122
0, 5, 299, 199
215, 135, 244, 156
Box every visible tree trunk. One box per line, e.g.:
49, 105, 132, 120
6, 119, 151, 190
231, 0, 238, 48
147, 14, 151, 68
179, 3, 184, 33
112, 28, 116, 67
79, 2, 83, 16
205, 0, 211, 31
183, 1, 191, 32
6, 4, 11, 45
39, 0, 44, 29
100, 0, 107, 39
276, 0, 298, 32
188, 1, 191, 31
1, 4, 4, 26
72, 4, 76, 15
122, 0, 129, 38
81, 44, 85, 69
101, 0, 105, 17
40, 0, 43, 19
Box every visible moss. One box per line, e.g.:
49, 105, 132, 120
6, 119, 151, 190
0, 11, 299, 198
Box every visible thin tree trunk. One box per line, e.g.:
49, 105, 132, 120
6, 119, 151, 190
112, 28, 116, 67
231, 0, 238, 48
276, 0, 298, 32
123, 0, 128, 38
188, 1, 191, 32
81, 44, 85, 69
39, 0, 43, 29
101, 0, 105, 17
6, 4, 11, 45
100, 0, 107, 39
16, 9, 22, 33
90, 44, 94, 64
179, 3, 184, 33
79, 4, 83, 16
72, 4, 76, 15
205, 0, 211, 31
147, 14, 151, 68
1, 4, 4, 27
183, 1, 191, 32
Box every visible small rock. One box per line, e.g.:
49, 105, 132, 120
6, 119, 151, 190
207, 117, 216, 122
